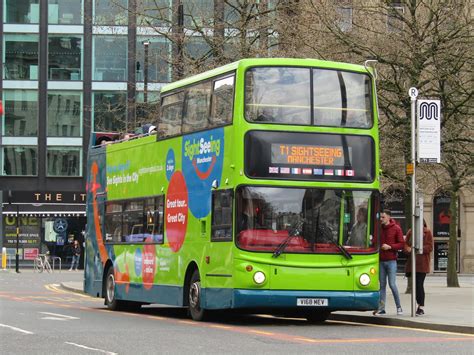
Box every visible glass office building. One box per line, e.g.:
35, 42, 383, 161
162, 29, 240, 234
0, 0, 169, 264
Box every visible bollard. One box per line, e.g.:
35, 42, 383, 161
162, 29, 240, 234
2, 247, 6, 270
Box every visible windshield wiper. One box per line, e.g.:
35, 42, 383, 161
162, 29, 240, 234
328, 238, 352, 260
272, 219, 304, 258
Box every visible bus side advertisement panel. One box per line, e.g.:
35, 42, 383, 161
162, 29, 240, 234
97, 127, 230, 301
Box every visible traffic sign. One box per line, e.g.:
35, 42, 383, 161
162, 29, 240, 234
409, 87, 418, 99
417, 99, 441, 163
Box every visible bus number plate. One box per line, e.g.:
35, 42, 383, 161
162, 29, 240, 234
297, 298, 328, 307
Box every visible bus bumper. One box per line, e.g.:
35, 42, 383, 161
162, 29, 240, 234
229, 289, 379, 310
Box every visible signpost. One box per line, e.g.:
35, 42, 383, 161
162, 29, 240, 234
409, 88, 418, 317
408, 88, 441, 317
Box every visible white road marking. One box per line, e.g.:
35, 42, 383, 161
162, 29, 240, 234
39, 312, 79, 320
65, 342, 118, 355
0, 323, 34, 334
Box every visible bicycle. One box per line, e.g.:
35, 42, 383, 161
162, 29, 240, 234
34, 253, 52, 273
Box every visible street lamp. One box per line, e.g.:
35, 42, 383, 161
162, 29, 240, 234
7, 190, 20, 273
142, 39, 150, 103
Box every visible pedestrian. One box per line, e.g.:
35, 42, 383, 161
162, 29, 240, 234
240, 199, 259, 231
404, 220, 433, 316
347, 207, 368, 247
69, 240, 81, 271
374, 209, 405, 316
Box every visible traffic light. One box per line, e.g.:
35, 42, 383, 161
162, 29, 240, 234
0, 100, 3, 115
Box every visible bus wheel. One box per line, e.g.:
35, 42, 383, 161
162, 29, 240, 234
188, 270, 206, 321
105, 267, 122, 310
306, 310, 331, 323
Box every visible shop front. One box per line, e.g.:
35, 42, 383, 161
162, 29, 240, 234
1, 191, 86, 269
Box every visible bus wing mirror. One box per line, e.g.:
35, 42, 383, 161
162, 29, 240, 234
212, 179, 219, 189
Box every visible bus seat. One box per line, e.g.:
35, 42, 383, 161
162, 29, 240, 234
238, 229, 310, 250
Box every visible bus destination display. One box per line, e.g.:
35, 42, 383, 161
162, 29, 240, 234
245, 131, 375, 182
271, 144, 350, 166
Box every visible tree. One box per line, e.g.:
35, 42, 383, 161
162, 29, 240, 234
295, 0, 473, 285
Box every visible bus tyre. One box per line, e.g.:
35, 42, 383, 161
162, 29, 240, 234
188, 270, 206, 321
105, 267, 123, 311
306, 310, 331, 323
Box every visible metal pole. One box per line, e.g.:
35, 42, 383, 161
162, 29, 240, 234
15, 204, 20, 273
410, 89, 417, 317
143, 40, 149, 104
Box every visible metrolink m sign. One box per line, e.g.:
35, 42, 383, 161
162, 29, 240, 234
417, 99, 441, 163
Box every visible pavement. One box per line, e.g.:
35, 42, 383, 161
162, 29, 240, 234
61, 274, 474, 334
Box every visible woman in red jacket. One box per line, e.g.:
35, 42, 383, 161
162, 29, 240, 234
404, 220, 434, 316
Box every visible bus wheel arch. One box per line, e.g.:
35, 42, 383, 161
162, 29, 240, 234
102, 260, 114, 299
183, 263, 206, 321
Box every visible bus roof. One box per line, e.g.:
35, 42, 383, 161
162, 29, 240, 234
160, 58, 370, 94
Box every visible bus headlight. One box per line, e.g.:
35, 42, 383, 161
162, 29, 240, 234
359, 273, 371, 286
253, 271, 266, 284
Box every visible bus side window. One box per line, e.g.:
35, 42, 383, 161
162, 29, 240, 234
159, 92, 184, 138
151, 195, 164, 243
105, 201, 123, 243
211, 189, 233, 242
183, 82, 211, 134
210, 75, 234, 126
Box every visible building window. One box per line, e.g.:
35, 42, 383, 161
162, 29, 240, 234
48, 35, 82, 81
2, 146, 38, 176
136, 36, 171, 83
4, 0, 39, 24
93, 36, 128, 81
135, 92, 160, 127
337, 6, 353, 32
3, 34, 39, 80
93, 92, 127, 132
2, 90, 38, 137
184, 36, 212, 69
47, 147, 82, 177
47, 92, 82, 137
93, 0, 128, 25
136, 0, 171, 27
48, 0, 83, 24
183, 0, 214, 28
387, 1, 404, 32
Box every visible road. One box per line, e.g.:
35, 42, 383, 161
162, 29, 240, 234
1, 270, 472, 354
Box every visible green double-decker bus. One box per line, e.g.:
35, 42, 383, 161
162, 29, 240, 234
85, 58, 380, 322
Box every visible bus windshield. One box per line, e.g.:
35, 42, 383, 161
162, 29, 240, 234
245, 67, 372, 128
236, 186, 377, 254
